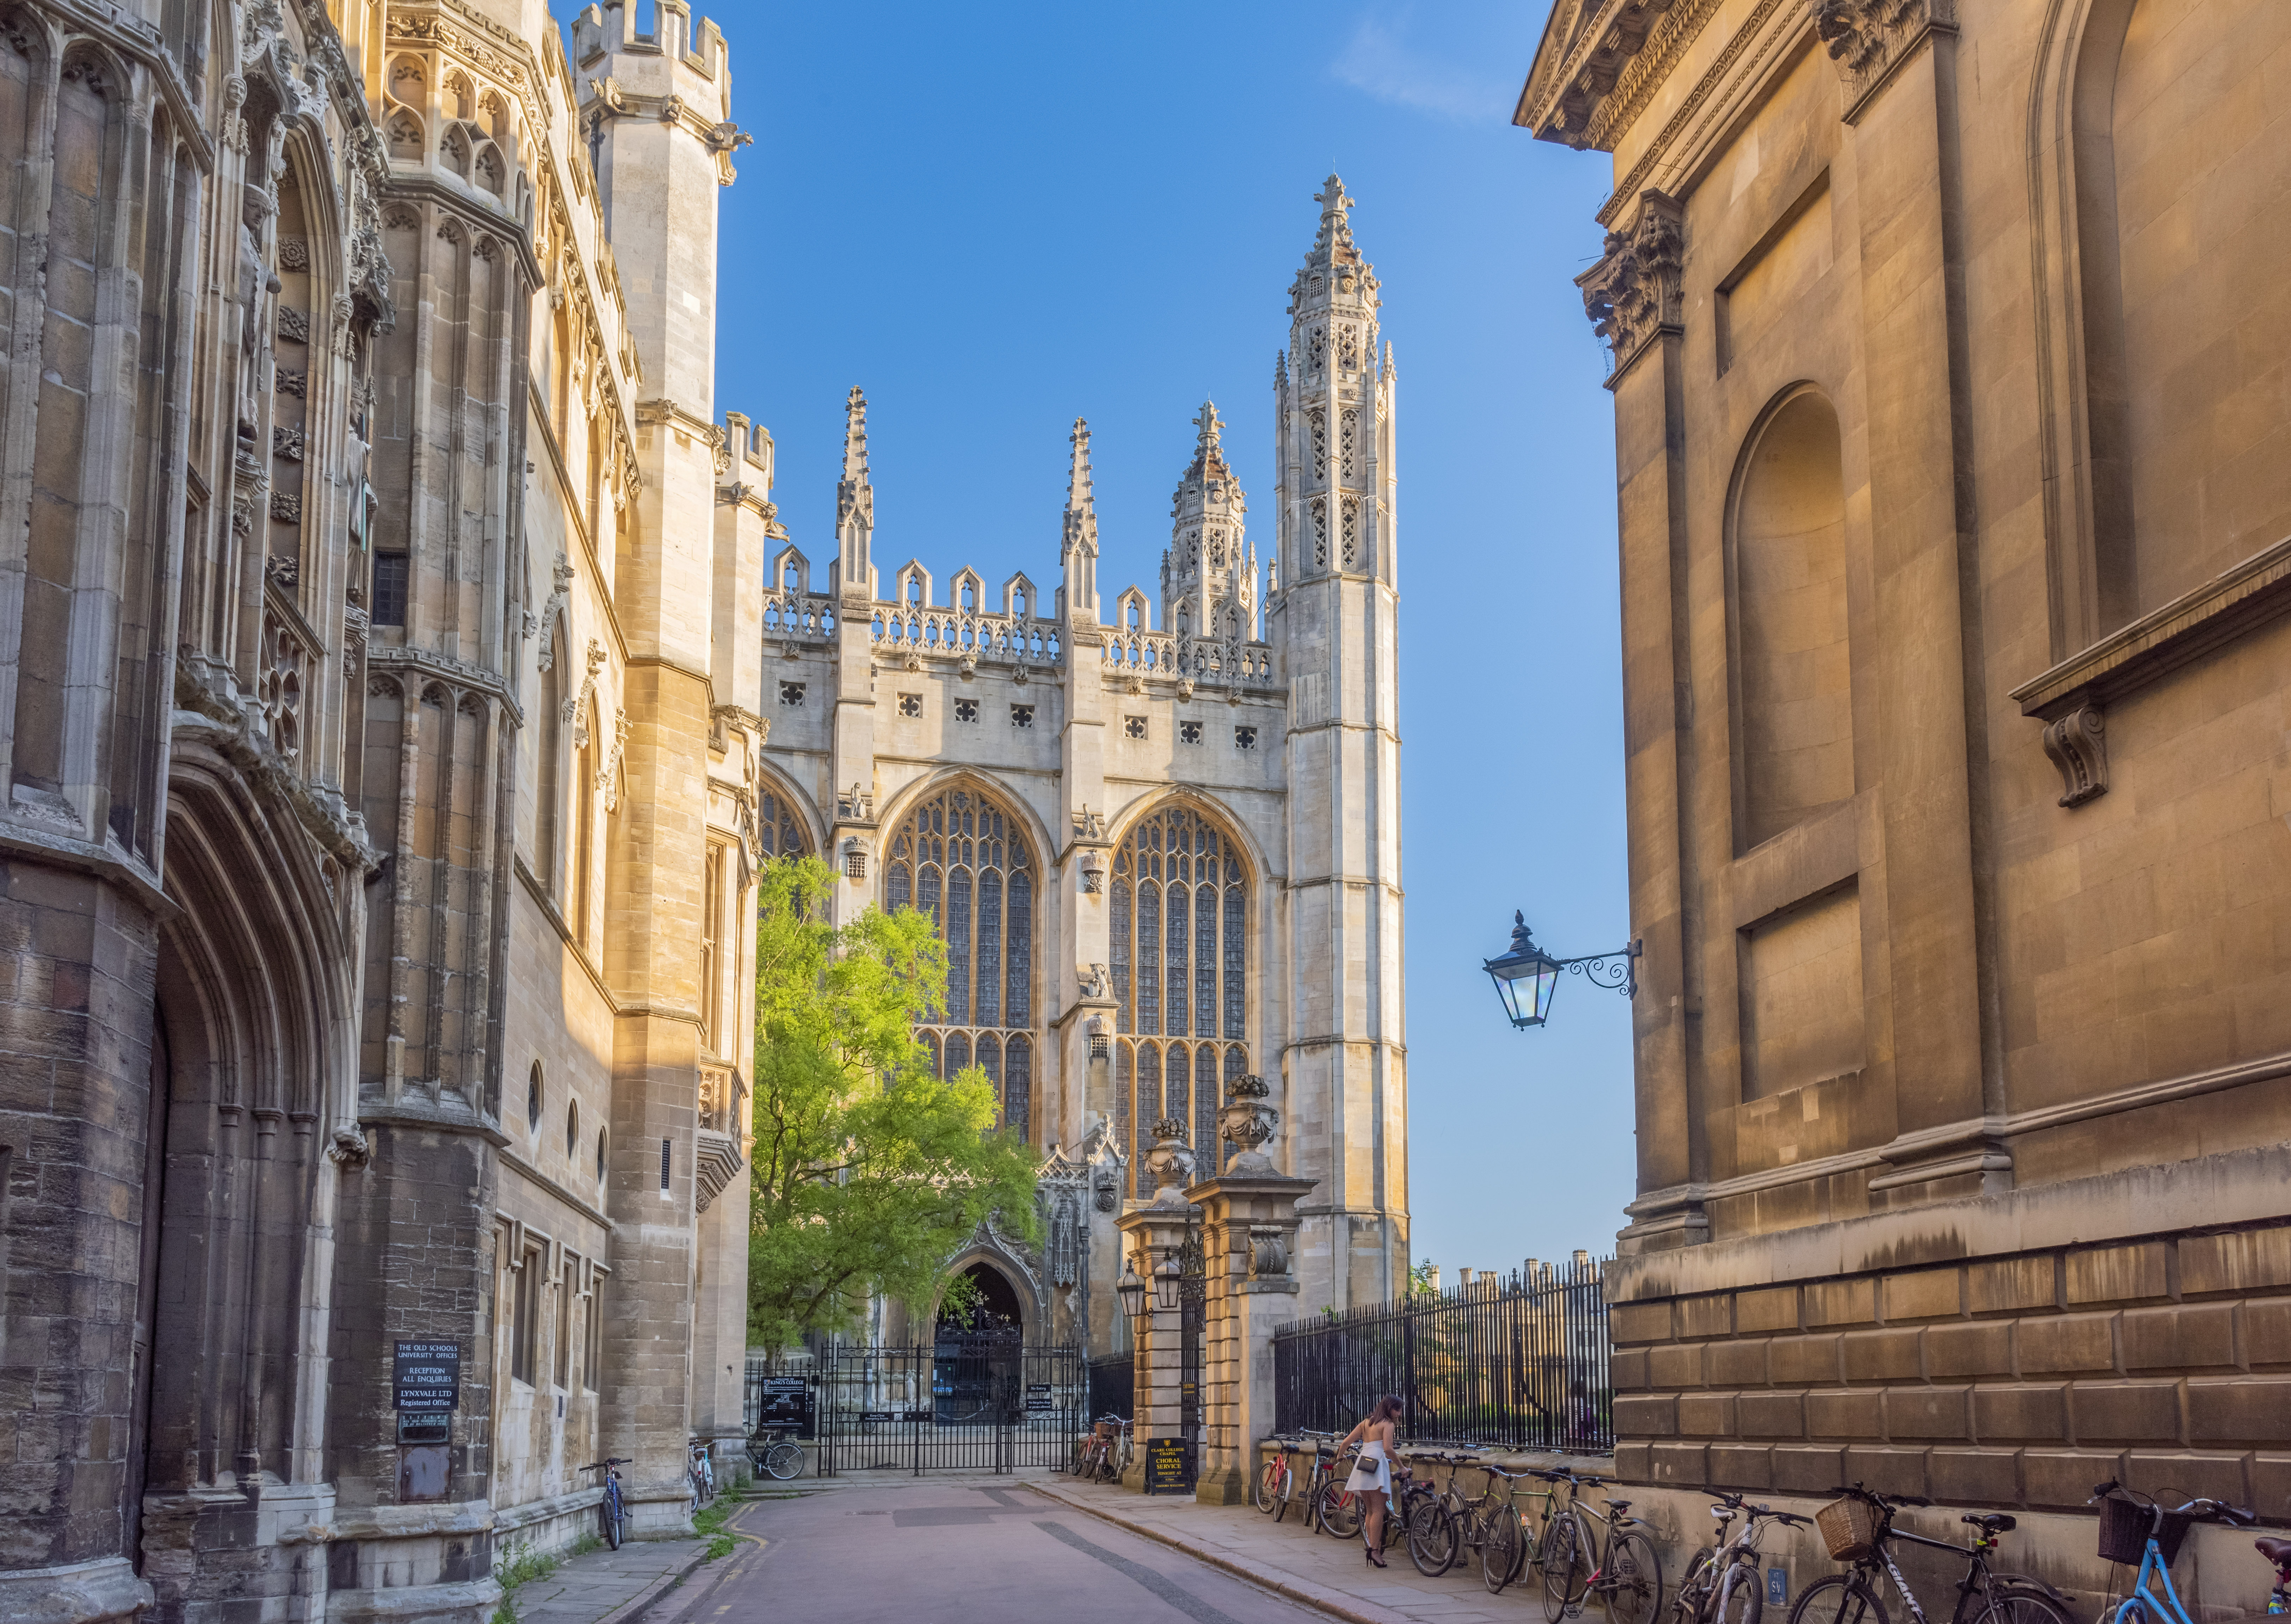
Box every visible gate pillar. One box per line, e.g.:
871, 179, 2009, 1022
1185, 1075, 1315, 1506
1114, 1119, 1198, 1489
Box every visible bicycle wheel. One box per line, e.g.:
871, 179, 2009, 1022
602, 1492, 623, 1550
1543, 1511, 1585, 1623
1607, 1530, 1665, 1624
1273, 1465, 1295, 1524
1964, 1587, 2077, 1624
1712, 1560, 1763, 1624
1319, 1482, 1364, 1540
1410, 1496, 1458, 1577
1672, 1550, 1718, 1624
1789, 1576, 1888, 1624
763, 1441, 802, 1481
1484, 1508, 1523, 1594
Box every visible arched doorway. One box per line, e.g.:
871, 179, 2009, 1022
937, 1261, 1025, 1335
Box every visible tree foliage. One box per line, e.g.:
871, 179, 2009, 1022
747, 856, 1039, 1350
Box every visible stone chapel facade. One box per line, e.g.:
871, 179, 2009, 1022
1521, 0, 2291, 1589
0, 0, 773, 1621
755, 180, 1411, 1360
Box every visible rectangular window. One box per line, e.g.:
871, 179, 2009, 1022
555, 1253, 574, 1389
510, 1250, 537, 1385
659, 1136, 672, 1199
371, 552, 409, 626
584, 1274, 602, 1392
700, 843, 724, 1052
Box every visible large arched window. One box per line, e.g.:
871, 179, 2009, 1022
756, 786, 806, 859
883, 784, 1037, 1139
1108, 803, 1250, 1193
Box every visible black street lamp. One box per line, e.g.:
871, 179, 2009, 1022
1116, 1257, 1147, 1322
1483, 911, 1640, 1029
1152, 1253, 1184, 1313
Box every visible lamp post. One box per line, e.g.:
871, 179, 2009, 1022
1116, 1257, 1147, 1324
1483, 910, 1640, 1029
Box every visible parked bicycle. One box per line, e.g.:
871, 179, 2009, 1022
1539, 1466, 1664, 1624
1671, 1492, 1811, 1624
1311, 1439, 1366, 1539
577, 1457, 630, 1549
2258, 1522, 2291, 1615
1405, 1450, 1506, 1579
2089, 1481, 2256, 1624
1074, 1414, 1132, 1484
688, 1440, 715, 1509
752, 1421, 804, 1482
1482, 1462, 1567, 1596
1255, 1431, 1335, 1522
1787, 1482, 2075, 1624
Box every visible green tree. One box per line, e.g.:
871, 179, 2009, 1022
747, 855, 1039, 1349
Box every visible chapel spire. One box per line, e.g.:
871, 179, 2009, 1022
1062, 416, 1099, 620
835, 386, 873, 592
1162, 400, 1250, 640
1276, 176, 1390, 585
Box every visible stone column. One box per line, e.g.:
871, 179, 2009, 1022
1114, 1120, 1195, 1489
1185, 1075, 1314, 1506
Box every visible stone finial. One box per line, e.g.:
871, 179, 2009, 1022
1143, 1118, 1196, 1208
1064, 418, 1097, 555
1218, 1073, 1280, 1174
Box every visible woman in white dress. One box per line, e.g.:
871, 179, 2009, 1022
1339, 1394, 1404, 1567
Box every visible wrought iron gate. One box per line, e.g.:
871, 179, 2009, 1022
809, 1334, 1083, 1475
1177, 1230, 1205, 1483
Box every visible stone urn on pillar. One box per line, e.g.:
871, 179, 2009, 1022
1113, 1118, 1198, 1489
1185, 1075, 1316, 1506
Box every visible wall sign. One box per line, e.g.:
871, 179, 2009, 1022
1143, 1436, 1193, 1494
393, 1340, 460, 1413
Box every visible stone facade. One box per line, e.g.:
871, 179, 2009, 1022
0, 0, 765, 1620
1519, 0, 2291, 1575
760, 179, 1410, 1356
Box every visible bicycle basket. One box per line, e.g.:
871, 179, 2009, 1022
1818, 1496, 1879, 1562
2097, 1497, 2191, 1567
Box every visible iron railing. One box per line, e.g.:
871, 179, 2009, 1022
1271, 1254, 1614, 1453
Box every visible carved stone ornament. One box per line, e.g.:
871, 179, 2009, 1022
1073, 806, 1107, 840
1218, 1074, 1280, 1175
326, 1120, 371, 1168
1092, 1162, 1119, 1214
1143, 1119, 1196, 1208
2039, 702, 2106, 808
836, 782, 874, 823
1576, 190, 1685, 367
1817, 0, 1952, 103
1247, 1228, 1290, 1278
1079, 962, 1110, 999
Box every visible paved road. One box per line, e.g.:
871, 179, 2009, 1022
653, 1475, 1333, 1624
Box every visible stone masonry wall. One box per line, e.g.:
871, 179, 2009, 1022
1613, 1219, 2291, 1515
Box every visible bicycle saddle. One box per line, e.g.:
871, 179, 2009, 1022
2255, 1537, 2291, 1565
1963, 1514, 2017, 1533
1604, 1499, 1633, 1513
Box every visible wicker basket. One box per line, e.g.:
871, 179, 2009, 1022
1818, 1496, 1880, 1562
2099, 1497, 2192, 1567
1094, 1420, 1118, 1440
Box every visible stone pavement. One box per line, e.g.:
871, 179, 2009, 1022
505, 1534, 711, 1624
1026, 1473, 1536, 1624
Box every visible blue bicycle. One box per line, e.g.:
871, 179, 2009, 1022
579, 1457, 631, 1549
2092, 1481, 2255, 1624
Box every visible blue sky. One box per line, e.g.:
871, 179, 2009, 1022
678, 0, 1633, 1281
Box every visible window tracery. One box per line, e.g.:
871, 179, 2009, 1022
884, 785, 1037, 1139
1109, 803, 1249, 1194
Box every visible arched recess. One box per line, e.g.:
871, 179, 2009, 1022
1104, 797, 1254, 1194
2065, 0, 2291, 630
877, 775, 1045, 1141
534, 616, 566, 892
143, 746, 357, 1504
1727, 385, 1853, 854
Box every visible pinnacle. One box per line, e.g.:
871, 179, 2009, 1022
1311, 173, 1357, 260
1066, 418, 1095, 511
841, 386, 869, 481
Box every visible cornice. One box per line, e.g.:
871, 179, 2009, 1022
368, 644, 526, 728
377, 174, 545, 289
578, 80, 751, 185
1517, 0, 1732, 153
1597, 0, 1806, 227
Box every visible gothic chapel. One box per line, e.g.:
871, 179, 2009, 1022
758, 177, 1411, 1359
